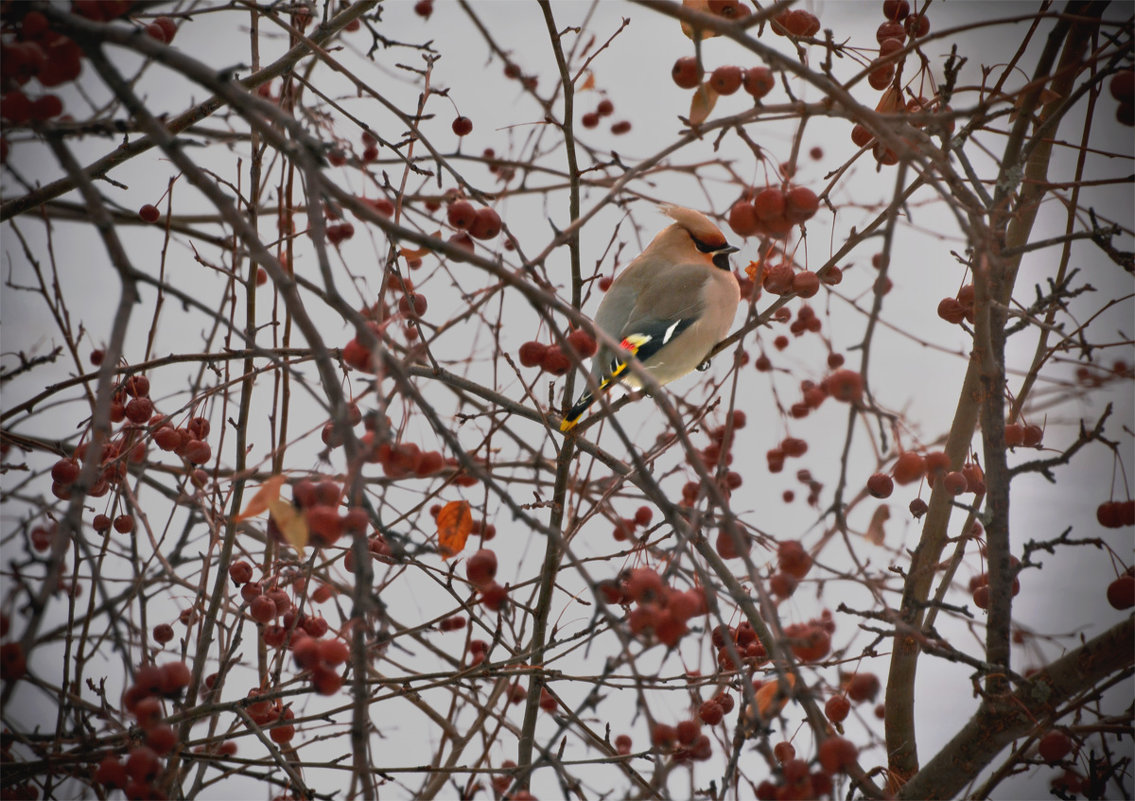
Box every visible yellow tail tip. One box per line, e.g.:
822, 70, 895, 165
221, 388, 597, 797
560, 416, 579, 433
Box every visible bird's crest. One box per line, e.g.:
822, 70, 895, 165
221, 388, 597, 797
659, 204, 727, 248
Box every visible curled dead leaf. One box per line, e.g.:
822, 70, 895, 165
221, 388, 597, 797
234, 474, 286, 523
437, 500, 474, 559
680, 0, 719, 40
268, 497, 308, 557
688, 83, 718, 127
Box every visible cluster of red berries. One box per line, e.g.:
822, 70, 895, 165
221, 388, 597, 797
680, 410, 746, 503
672, 57, 776, 101
863, 2, 930, 90
92, 660, 191, 796
290, 633, 349, 695
1076, 360, 1132, 388
54, 375, 211, 509
757, 741, 840, 801
936, 283, 977, 324
757, 737, 857, 800
464, 548, 507, 611
357, 194, 395, 219
868, 449, 992, 504
609, 505, 653, 542
578, 97, 629, 134
767, 539, 813, 600
152, 410, 213, 467
341, 530, 398, 573
245, 687, 296, 744
325, 217, 356, 246
728, 186, 820, 239
447, 198, 502, 240
1111, 70, 1134, 126
649, 716, 714, 763
517, 329, 597, 376
1097, 500, 1135, 529
617, 567, 707, 647
771, 7, 821, 38
696, 687, 736, 727
969, 560, 1022, 610
782, 610, 835, 662
711, 619, 767, 672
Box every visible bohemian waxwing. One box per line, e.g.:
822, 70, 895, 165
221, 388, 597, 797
560, 205, 740, 432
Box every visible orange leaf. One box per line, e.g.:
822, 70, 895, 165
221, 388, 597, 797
400, 237, 437, 260
234, 475, 286, 522
579, 71, 596, 91
437, 500, 473, 559
268, 498, 308, 557
755, 673, 796, 719
680, 0, 719, 40
688, 84, 718, 127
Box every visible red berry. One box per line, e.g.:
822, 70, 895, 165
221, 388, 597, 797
153, 17, 178, 43
1110, 70, 1135, 102
125, 746, 160, 783
451, 116, 473, 136
672, 57, 703, 89
753, 187, 785, 221
581, 111, 600, 128
114, 515, 135, 534
827, 369, 864, 403
1106, 575, 1134, 609
249, 595, 276, 623
1038, 730, 1073, 764
229, 560, 254, 585
610, 120, 631, 135
95, 755, 128, 789
413, 0, 433, 19
867, 472, 894, 498
51, 458, 80, 484
904, 14, 930, 37
785, 187, 819, 222
566, 329, 597, 358
742, 66, 775, 99
466, 548, 498, 588
818, 736, 857, 773
844, 671, 881, 702
541, 345, 571, 376
883, 0, 910, 20
183, 439, 211, 465
698, 699, 724, 725
447, 200, 476, 229
152, 623, 175, 644
468, 207, 502, 240
710, 65, 743, 95
30, 94, 63, 120
138, 204, 161, 223
824, 694, 850, 723
727, 200, 760, 237
597, 98, 614, 116
942, 470, 968, 495
777, 540, 812, 578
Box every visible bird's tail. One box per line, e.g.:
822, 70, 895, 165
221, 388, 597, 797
559, 359, 635, 433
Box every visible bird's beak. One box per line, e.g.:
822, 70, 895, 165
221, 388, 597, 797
717, 245, 739, 255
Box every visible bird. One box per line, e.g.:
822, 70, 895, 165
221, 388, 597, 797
559, 205, 741, 433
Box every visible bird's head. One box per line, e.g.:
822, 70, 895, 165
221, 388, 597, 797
651, 205, 739, 270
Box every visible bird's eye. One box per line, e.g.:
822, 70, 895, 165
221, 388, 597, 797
692, 237, 720, 254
